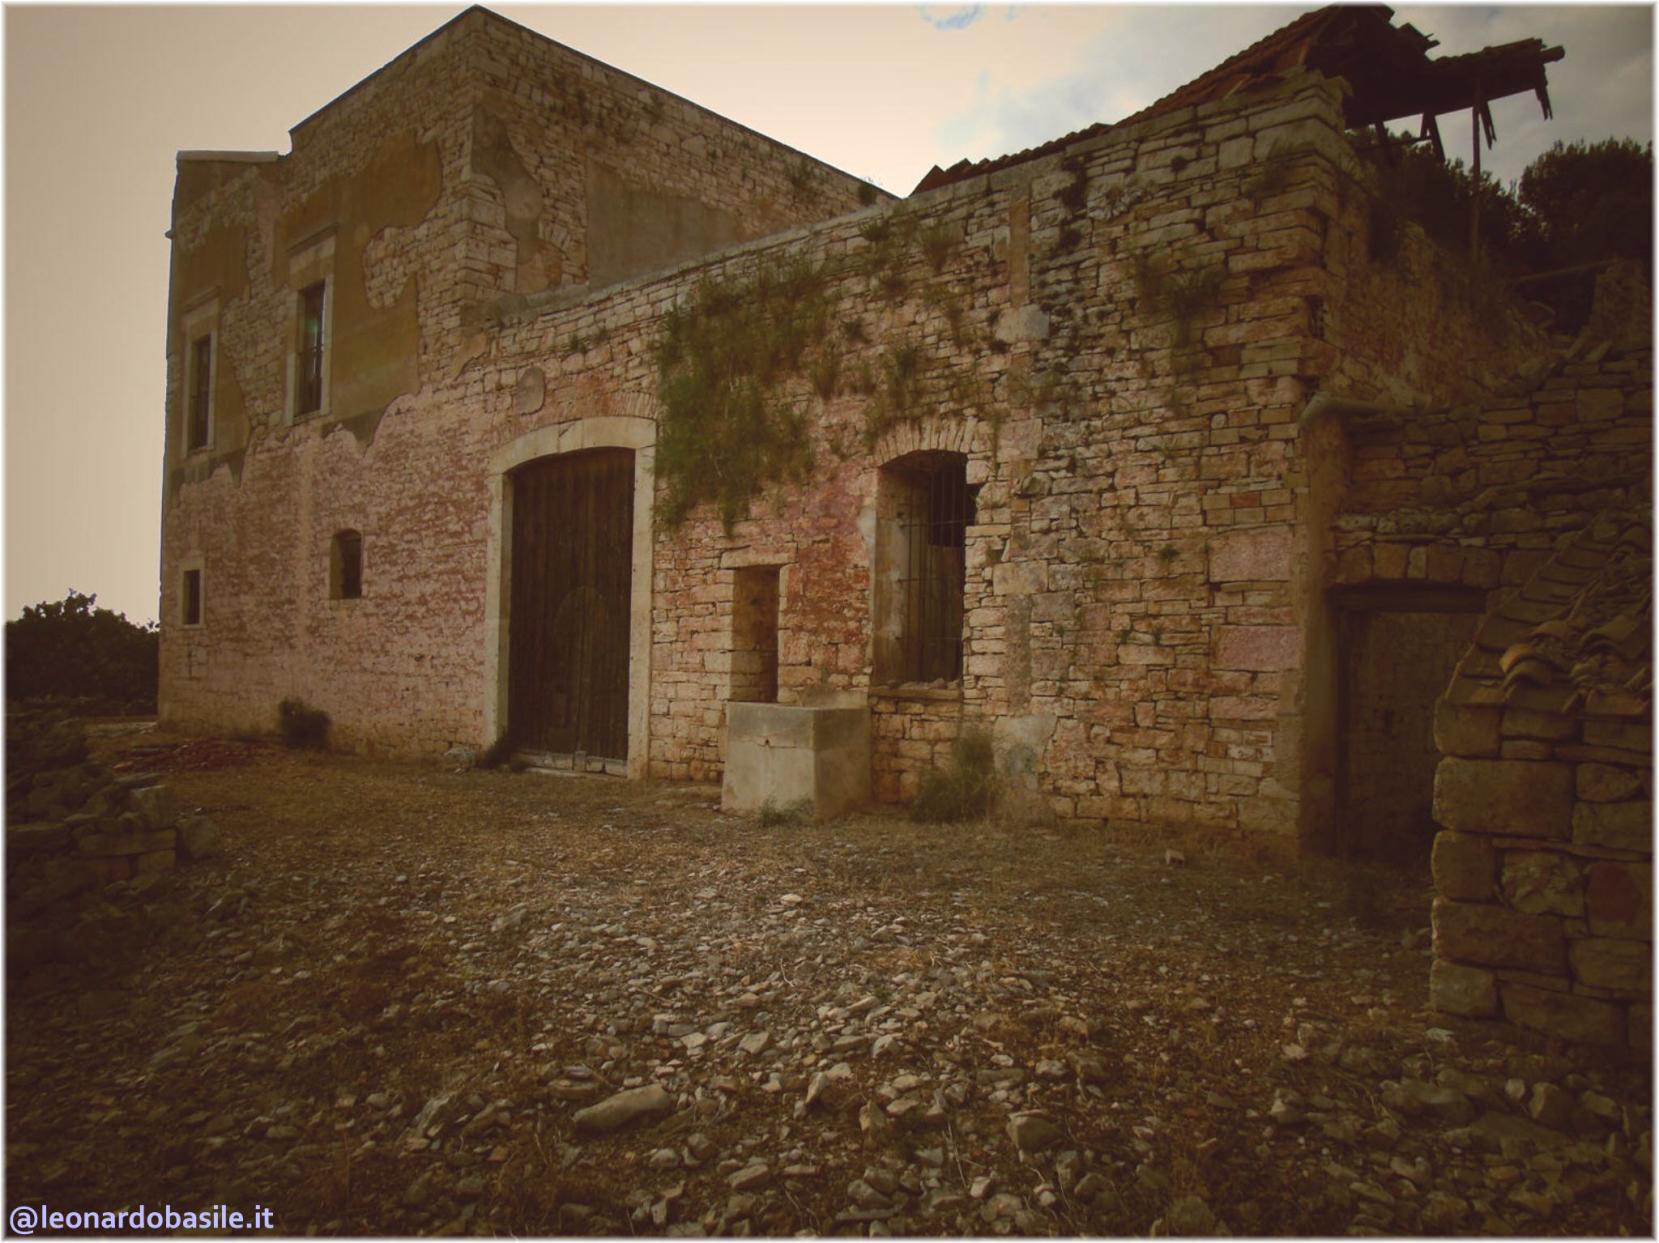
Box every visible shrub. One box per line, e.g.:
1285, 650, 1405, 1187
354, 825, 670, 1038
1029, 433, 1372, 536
5, 590, 158, 712
911, 728, 998, 823
277, 698, 330, 749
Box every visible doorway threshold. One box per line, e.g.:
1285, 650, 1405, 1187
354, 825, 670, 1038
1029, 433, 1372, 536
512, 750, 626, 777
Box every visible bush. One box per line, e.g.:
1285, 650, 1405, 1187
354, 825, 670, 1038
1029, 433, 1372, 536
5, 591, 158, 712
911, 728, 998, 823
277, 698, 330, 749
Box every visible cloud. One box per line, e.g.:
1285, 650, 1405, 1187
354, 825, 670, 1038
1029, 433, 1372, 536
920, 6, 985, 33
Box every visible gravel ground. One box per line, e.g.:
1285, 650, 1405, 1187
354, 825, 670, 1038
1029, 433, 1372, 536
5, 731, 1652, 1236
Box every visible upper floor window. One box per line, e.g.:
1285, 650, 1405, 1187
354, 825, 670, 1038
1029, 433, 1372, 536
179, 294, 219, 454
285, 231, 334, 422
331, 529, 363, 600
297, 281, 326, 416
187, 334, 213, 451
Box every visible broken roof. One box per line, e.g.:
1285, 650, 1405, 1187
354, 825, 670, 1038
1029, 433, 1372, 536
912, 4, 1563, 194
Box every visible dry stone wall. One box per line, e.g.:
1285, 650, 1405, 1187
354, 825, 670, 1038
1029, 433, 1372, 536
1429, 508, 1651, 1049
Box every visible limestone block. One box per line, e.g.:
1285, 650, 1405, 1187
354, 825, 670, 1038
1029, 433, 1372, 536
1572, 800, 1651, 851
1430, 959, 1498, 1017
1214, 625, 1297, 671
1432, 758, 1573, 838
134, 849, 177, 876
1432, 897, 1566, 974
992, 561, 1047, 597
1501, 708, 1576, 741
1583, 719, 1652, 753
1207, 526, 1290, 582
722, 702, 870, 820
1433, 699, 1501, 759
1569, 938, 1651, 995
128, 785, 179, 831
1501, 984, 1625, 1045
177, 814, 224, 861
1432, 831, 1496, 902
76, 829, 178, 858
1586, 862, 1652, 939
993, 305, 1050, 345
1629, 1004, 1652, 1050
514, 365, 546, 415
1500, 850, 1584, 917
1578, 762, 1643, 803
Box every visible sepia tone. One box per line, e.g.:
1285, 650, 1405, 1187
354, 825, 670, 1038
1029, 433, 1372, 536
155, 5, 1650, 1053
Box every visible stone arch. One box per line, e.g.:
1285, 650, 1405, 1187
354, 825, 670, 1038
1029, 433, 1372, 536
484, 415, 656, 777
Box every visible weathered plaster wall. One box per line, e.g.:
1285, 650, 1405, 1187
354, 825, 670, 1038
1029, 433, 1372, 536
159, 10, 884, 753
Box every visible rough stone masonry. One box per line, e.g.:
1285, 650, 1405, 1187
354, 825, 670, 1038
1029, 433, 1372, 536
157, 8, 1649, 1046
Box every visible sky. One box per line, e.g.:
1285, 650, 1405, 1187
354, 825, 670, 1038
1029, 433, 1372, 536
4, 3, 1653, 626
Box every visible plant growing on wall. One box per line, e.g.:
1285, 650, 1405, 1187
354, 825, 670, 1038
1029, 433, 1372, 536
655, 258, 834, 530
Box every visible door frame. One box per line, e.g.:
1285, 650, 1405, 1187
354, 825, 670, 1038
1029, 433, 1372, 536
485, 416, 655, 778
1329, 583, 1486, 858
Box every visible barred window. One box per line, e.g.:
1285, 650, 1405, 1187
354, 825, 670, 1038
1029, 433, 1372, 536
297, 282, 326, 415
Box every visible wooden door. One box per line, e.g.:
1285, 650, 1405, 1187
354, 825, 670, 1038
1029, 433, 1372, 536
508, 449, 634, 760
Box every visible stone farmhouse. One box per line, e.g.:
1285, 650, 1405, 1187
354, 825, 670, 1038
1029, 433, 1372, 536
161, 7, 1650, 1043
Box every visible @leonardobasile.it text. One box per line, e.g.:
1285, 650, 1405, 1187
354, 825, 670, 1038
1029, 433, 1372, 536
9, 1202, 275, 1234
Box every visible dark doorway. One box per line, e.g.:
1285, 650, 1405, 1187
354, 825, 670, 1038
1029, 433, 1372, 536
1334, 585, 1484, 862
508, 448, 634, 761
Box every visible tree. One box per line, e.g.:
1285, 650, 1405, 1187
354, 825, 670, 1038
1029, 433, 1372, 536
5, 591, 159, 711
1519, 138, 1653, 272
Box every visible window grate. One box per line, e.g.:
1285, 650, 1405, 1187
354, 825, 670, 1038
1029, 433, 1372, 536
895, 456, 975, 682
298, 282, 325, 414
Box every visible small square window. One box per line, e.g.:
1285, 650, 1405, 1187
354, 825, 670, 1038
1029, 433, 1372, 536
182, 568, 203, 626
331, 530, 362, 600
187, 334, 212, 451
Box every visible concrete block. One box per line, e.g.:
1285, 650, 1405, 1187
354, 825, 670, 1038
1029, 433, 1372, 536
722, 702, 871, 820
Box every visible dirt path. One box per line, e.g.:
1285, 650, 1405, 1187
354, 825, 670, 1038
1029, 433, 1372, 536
6, 734, 1650, 1236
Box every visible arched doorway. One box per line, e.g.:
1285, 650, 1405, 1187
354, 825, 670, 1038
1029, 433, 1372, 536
506, 447, 635, 762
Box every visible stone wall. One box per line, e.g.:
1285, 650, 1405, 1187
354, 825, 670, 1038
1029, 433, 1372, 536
160, 15, 1649, 847
477, 68, 1546, 822
1430, 507, 1651, 1048
158, 10, 879, 754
